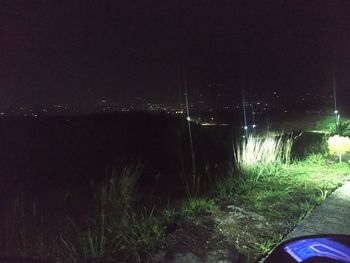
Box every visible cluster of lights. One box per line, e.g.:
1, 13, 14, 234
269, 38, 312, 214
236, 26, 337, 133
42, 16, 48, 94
244, 124, 256, 130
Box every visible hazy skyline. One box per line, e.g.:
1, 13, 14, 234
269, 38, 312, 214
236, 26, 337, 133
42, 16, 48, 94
1, 1, 350, 110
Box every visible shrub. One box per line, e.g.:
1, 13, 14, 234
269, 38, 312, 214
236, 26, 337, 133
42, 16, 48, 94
315, 116, 350, 136
328, 135, 350, 163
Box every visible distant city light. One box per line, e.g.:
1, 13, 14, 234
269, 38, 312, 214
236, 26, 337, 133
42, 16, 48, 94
187, 116, 191, 121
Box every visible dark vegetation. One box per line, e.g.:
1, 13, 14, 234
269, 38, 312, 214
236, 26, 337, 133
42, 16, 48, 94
0, 112, 234, 197
0, 112, 234, 261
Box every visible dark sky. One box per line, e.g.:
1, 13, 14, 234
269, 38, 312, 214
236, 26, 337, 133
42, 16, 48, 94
1, 0, 350, 109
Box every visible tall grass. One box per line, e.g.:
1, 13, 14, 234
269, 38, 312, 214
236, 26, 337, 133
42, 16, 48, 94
234, 134, 294, 179
61, 164, 166, 262
181, 162, 232, 198
1, 185, 53, 259
1, 165, 171, 262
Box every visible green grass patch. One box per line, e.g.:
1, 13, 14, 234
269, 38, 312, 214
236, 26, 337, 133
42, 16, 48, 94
217, 153, 350, 222
254, 234, 284, 255
182, 198, 219, 217
215, 152, 350, 262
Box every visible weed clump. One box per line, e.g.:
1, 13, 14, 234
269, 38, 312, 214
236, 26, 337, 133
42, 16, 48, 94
182, 198, 218, 217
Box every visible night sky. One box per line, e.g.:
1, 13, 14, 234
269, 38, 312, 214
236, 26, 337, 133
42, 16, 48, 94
1, 1, 350, 110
